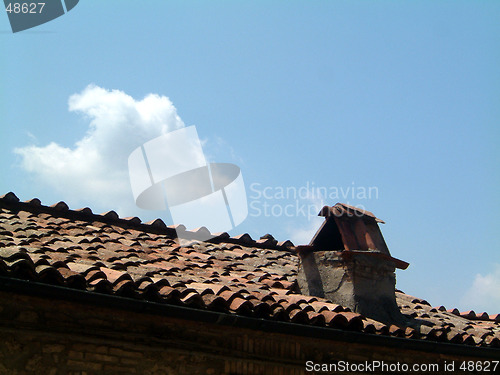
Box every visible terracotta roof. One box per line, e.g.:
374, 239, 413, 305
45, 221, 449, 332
319, 203, 385, 223
0, 192, 499, 349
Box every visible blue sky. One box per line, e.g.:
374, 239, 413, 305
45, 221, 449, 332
1, 1, 499, 313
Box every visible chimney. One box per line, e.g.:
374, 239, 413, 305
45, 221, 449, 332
297, 203, 409, 324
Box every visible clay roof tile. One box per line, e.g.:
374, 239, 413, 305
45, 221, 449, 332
1, 192, 499, 349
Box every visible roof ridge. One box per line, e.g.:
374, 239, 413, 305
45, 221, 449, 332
444, 307, 500, 322
396, 290, 500, 320
0, 192, 295, 251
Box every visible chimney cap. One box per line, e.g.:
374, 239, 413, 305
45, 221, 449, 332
319, 203, 385, 224
311, 203, 396, 256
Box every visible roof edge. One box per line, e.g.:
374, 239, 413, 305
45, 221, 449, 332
1, 276, 497, 358
0, 192, 295, 251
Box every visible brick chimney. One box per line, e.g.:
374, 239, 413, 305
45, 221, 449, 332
297, 203, 409, 324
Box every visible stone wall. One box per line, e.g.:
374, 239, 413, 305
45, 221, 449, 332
297, 250, 404, 324
0, 290, 493, 375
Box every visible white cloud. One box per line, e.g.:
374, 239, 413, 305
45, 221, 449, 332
15, 84, 186, 215
288, 216, 324, 245
461, 264, 500, 314
286, 186, 326, 245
